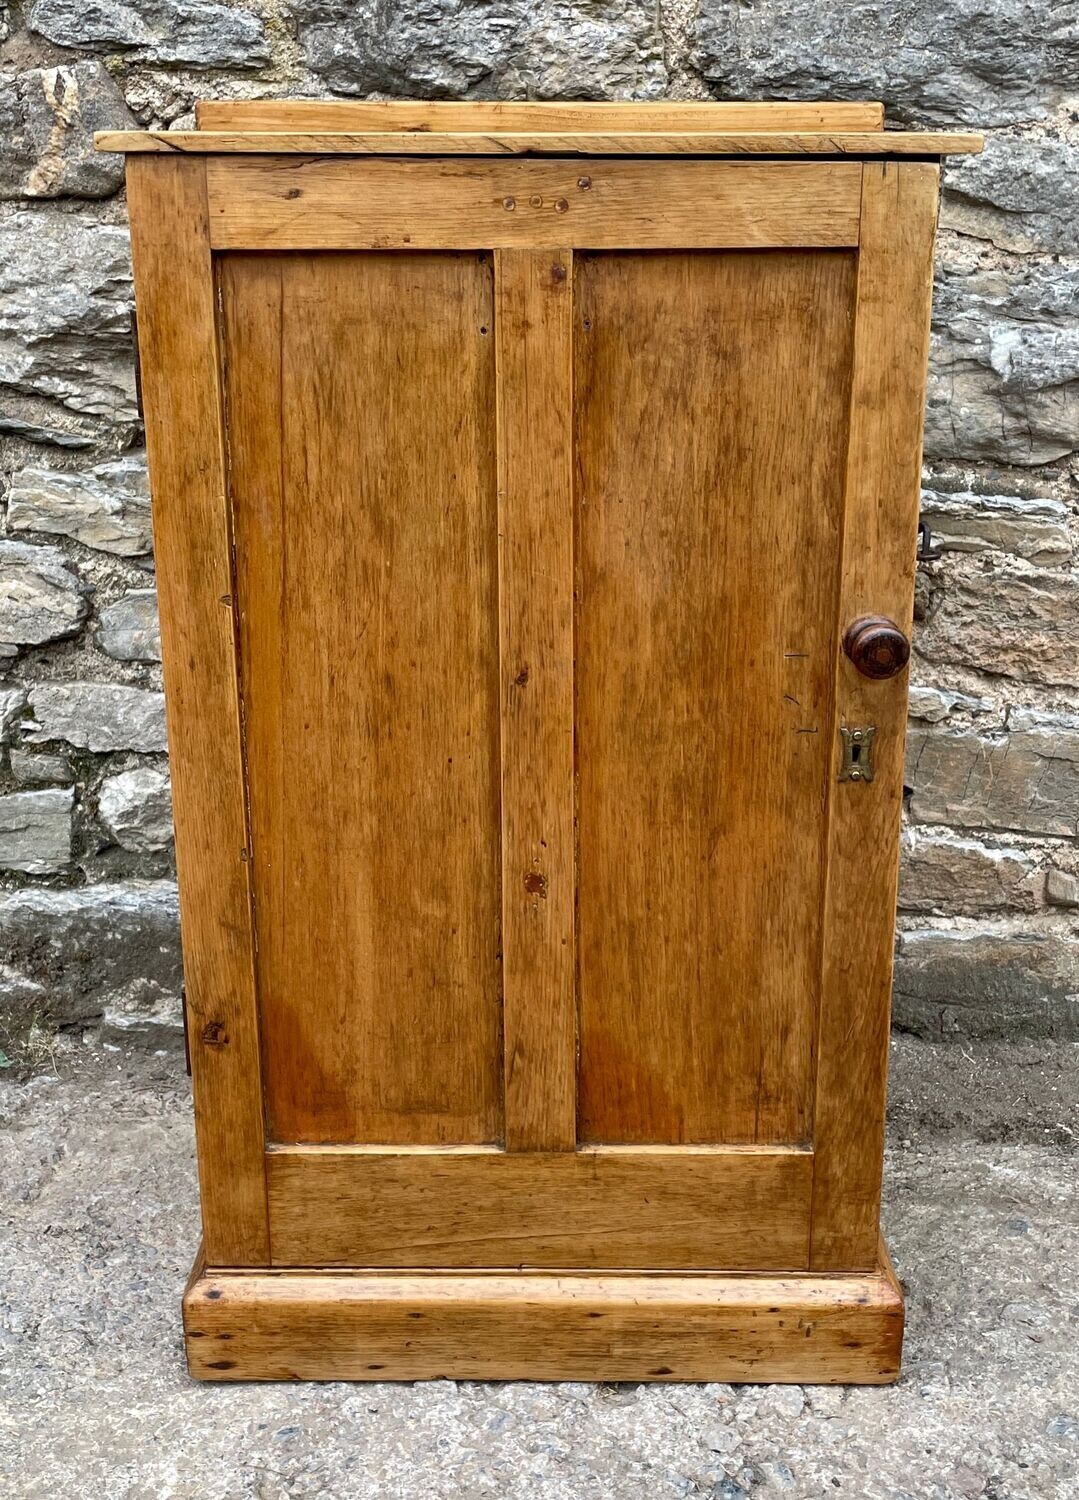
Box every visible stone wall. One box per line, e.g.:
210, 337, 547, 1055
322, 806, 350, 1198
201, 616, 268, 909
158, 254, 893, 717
0, 2, 1076, 1057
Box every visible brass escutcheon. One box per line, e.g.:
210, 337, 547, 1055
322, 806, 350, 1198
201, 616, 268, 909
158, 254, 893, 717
839, 725, 876, 783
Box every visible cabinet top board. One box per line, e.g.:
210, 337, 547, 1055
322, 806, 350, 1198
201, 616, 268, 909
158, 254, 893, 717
96, 128, 982, 157
97, 97, 981, 158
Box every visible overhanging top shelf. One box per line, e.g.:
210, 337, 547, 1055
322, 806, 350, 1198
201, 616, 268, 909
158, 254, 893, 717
96, 98, 982, 158
96, 129, 983, 158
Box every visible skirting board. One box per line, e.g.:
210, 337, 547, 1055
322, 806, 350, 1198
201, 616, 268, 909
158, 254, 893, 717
183, 1241, 905, 1383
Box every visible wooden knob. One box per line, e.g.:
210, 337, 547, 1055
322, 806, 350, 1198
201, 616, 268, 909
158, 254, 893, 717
843, 616, 910, 680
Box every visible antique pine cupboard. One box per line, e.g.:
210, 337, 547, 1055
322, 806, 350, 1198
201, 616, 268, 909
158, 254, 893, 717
99, 101, 981, 1384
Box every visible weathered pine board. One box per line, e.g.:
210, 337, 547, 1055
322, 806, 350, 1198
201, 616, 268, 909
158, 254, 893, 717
495, 250, 577, 1152
194, 99, 887, 133
220, 251, 504, 1147
265, 1145, 813, 1269
184, 1251, 904, 1383
98, 129, 982, 156
201, 158, 864, 252
125, 157, 269, 1265
574, 248, 856, 1147
811, 163, 940, 1270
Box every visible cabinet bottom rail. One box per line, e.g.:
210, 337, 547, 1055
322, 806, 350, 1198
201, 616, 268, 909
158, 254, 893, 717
183, 1242, 904, 1384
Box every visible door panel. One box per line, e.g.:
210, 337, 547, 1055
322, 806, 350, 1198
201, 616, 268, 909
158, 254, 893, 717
575, 250, 857, 1146
220, 251, 503, 1147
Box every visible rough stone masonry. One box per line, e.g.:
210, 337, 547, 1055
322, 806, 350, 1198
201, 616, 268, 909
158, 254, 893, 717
0, 1, 1076, 1057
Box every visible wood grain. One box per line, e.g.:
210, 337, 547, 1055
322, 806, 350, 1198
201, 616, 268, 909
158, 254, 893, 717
194, 99, 887, 133
219, 251, 503, 1147
811, 163, 940, 1270
125, 156, 268, 1266
184, 1252, 904, 1383
575, 250, 857, 1146
202, 159, 864, 251
97, 129, 983, 157
496, 251, 576, 1152
265, 1145, 812, 1269
119, 128, 946, 1372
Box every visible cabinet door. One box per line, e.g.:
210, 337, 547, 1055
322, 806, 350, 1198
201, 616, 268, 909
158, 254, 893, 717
129, 155, 938, 1272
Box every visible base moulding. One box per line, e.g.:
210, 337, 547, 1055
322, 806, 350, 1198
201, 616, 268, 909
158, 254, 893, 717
183, 1241, 905, 1383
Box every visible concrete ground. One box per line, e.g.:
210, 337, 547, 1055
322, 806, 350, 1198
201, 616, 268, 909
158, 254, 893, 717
1, 1037, 1076, 1500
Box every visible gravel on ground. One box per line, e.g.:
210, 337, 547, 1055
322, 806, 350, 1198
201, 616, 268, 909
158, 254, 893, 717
1, 1035, 1077, 1500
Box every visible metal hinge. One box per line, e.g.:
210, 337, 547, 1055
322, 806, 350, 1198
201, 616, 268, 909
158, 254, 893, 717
181, 982, 192, 1076
839, 725, 876, 783
130, 307, 144, 422
917, 517, 941, 561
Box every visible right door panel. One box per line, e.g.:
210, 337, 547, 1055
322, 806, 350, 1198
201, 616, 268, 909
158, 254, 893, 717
575, 249, 858, 1147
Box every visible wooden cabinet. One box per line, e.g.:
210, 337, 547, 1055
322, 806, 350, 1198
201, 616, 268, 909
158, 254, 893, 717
102, 102, 981, 1384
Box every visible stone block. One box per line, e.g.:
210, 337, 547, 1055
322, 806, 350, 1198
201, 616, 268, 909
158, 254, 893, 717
9, 748, 73, 785
906, 710, 1079, 837
0, 207, 136, 426
1045, 869, 1079, 909
899, 829, 1039, 914
96, 589, 160, 662
8, 454, 153, 557
27, 0, 271, 67
0, 412, 97, 449
22, 682, 167, 753
907, 684, 993, 723
0, 681, 28, 743
925, 261, 1079, 466
98, 767, 172, 853
893, 928, 1079, 1039
0, 962, 48, 1052
0, 786, 73, 874
942, 134, 1079, 254
301, 0, 667, 99
0, 880, 181, 1030
694, 0, 1079, 126
917, 570, 1079, 689
0, 539, 88, 652
0, 62, 134, 201
918, 489, 1070, 565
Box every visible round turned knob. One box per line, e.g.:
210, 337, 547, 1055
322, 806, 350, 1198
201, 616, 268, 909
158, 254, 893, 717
843, 615, 910, 680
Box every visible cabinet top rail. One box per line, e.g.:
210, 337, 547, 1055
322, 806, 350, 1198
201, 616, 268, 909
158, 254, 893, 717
96, 129, 983, 158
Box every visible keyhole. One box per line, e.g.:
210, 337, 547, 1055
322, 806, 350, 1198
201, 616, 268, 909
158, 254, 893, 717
848, 731, 865, 780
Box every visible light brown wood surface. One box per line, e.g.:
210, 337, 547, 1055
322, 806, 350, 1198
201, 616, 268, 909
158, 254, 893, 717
183, 1250, 904, 1382
118, 123, 947, 1379
202, 158, 863, 252
811, 163, 940, 1270
575, 249, 856, 1146
194, 99, 887, 133
220, 251, 503, 1146
496, 251, 576, 1152
125, 157, 268, 1266
265, 1145, 812, 1268
98, 129, 982, 156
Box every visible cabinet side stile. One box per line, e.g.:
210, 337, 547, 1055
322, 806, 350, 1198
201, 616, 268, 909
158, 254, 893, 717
126, 155, 270, 1266
811, 161, 940, 1270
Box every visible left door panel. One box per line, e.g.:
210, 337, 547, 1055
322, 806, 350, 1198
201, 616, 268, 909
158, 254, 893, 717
219, 252, 504, 1147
